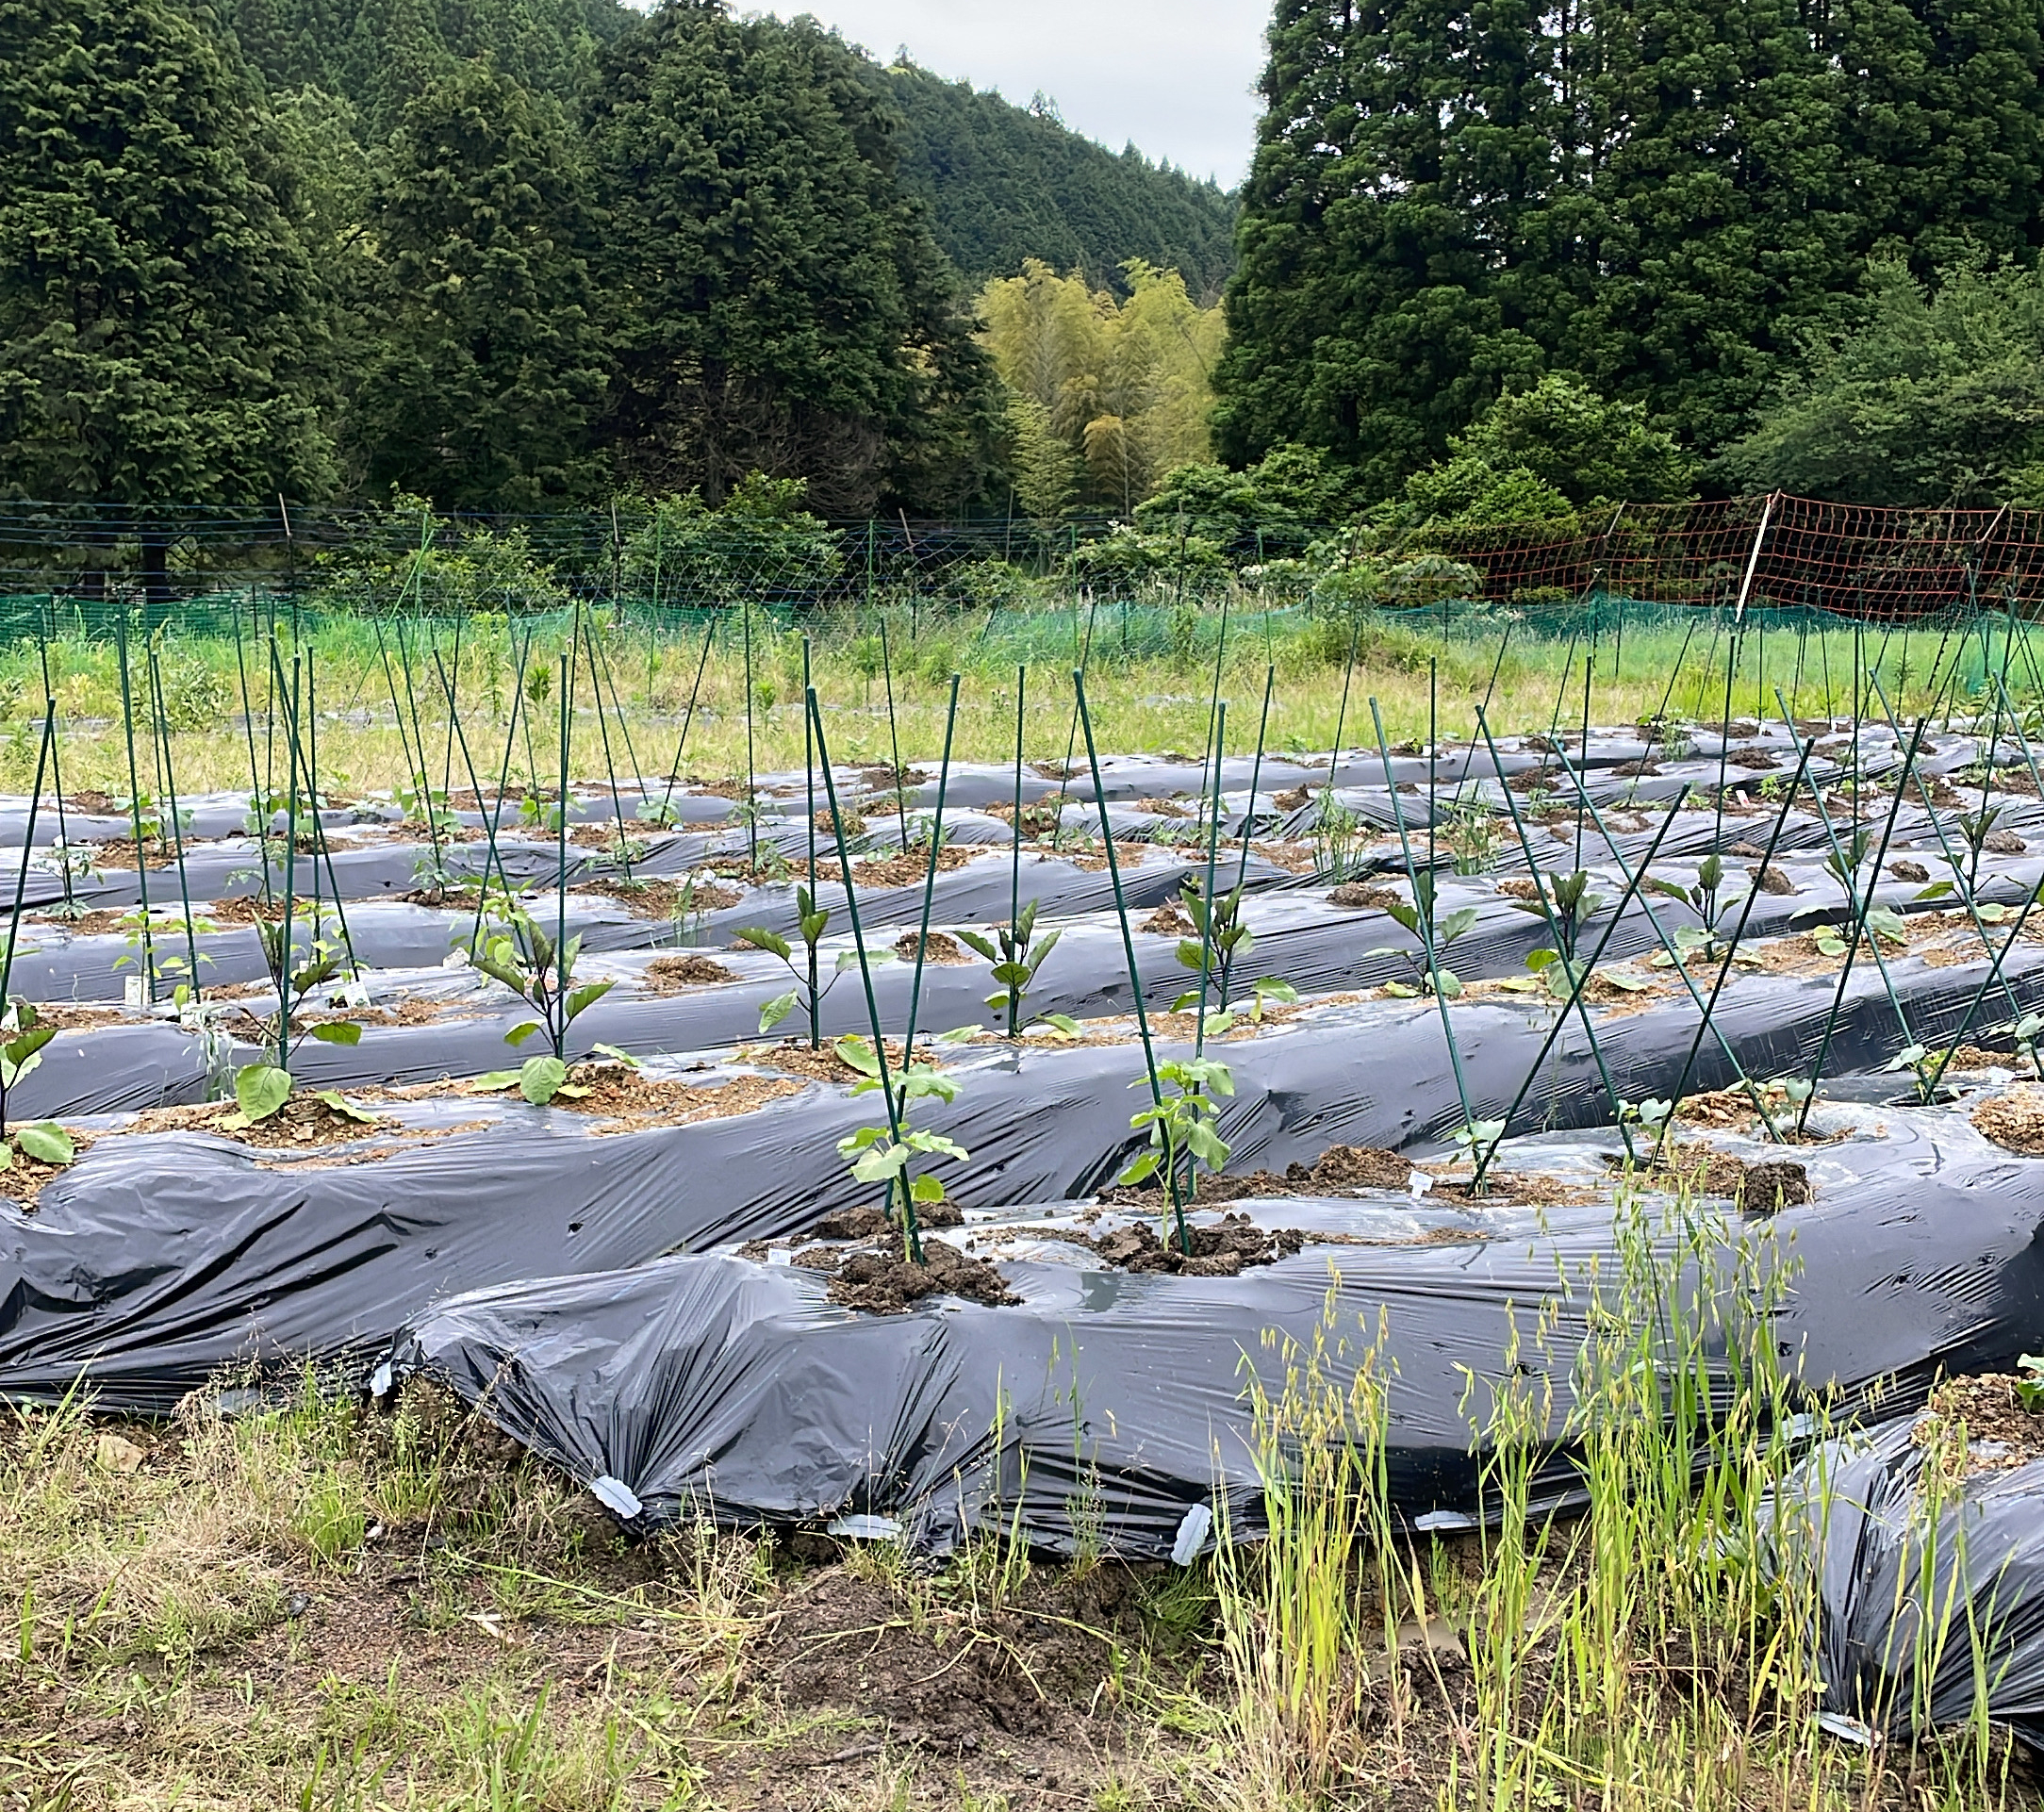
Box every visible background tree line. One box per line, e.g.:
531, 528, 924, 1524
1215, 0, 2044, 511
0, 0, 1236, 536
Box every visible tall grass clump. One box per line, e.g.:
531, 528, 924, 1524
1195, 1177, 2024, 1812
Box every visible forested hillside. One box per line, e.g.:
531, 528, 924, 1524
227, 0, 1235, 294
862, 61, 1236, 295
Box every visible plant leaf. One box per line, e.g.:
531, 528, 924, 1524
313, 1090, 378, 1124
518, 1055, 569, 1105
308, 1020, 362, 1046
233, 1063, 292, 1125
757, 991, 798, 1033
14, 1122, 72, 1165
505, 1020, 545, 1047
734, 927, 792, 961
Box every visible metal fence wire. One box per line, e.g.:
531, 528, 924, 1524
2, 493, 2039, 637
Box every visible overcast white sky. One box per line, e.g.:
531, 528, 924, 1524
749, 1, 1269, 186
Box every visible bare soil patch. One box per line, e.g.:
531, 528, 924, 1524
1918, 1373, 2044, 1474
642, 952, 738, 990
549, 1064, 801, 1131
1329, 881, 1404, 911
1972, 1084, 2044, 1155
123, 1094, 397, 1149
893, 929, 969, 964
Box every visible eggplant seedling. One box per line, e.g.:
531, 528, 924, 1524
1452, 1116, 1507, 1175
2017, 1354, 2044, 1413
735, 885, 891, 1046
1509, 868, 1606, 998
0, 1002, 73, 1170
227, 915, 368, 1127
467, 904, 616, 1103
1642, 855, 1745, 966
958, 900, 1063, 1037
832, 1033, 968, 1222
1119, 1056, 1233, 1200
1370, 872, 1478, 997
1170, 880, 1296, 1031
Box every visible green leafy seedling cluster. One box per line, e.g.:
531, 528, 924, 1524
959, 899, 1062, 1037
832, 1034, 968, 1242
735, 883, 891, 1046
1370, 872, 1477, 997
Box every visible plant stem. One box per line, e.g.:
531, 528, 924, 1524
806, 686, 922, 1264
1076, 669, 1191, 1256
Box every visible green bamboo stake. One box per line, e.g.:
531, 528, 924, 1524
1223, 666, 1277, 1009
1473, 718, 1639, 1161
878, 616, 911, 854
556, 652, 572, 1054
301, 651, 359, 981
580, 613, 635, 884
742, 602, 758, 869
1525, 720, 1784, 1142
0, 706, 55, 1048
1795, 718, 1929, 1134
661, 616, 717, 803
112, 612, 157, 1003
1076, 669, 1192, 1256
807, 686, 923, 1264
35, 631, 74, 920
144, 640, 204, 1005
1771, 687, 1917, 1044
1370, 698, 1484, 1169
901, 674, 962, 1060
1473, 788, 1694, 1189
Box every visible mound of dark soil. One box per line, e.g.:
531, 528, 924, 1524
827, 1238, 1016, 1313
1091, 1211, 1305, 1277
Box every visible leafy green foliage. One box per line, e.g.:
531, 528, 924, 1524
621, 476, 842, 604
1510, 868, 1607, 998
586, 7, 1001, 517
1217, 0, 2044, 491
0, 0, 334, 511
1169, 880, 1296, 1034
1644, 854, 1743, 966
2018, 1355, 2044, 1415
470, 904, 614, 1062
1369, 873, 1479, 997
1403, 377, 1695, 525
734, 884, 890, 1046
1119, 1057, 1234, 1202
958, 899, 1061, 1037
0, 1001, 67, 1166
1716, 258, 2044, 507
832, 1034, 968, 1233
862, 58, 1236, 296
346, 60, 605, 511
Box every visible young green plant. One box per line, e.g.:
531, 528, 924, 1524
467, 903, 617, 1105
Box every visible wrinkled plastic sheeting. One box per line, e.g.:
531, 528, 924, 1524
1767, 1418, 2044, 1751
387, 1111, 2044, 1558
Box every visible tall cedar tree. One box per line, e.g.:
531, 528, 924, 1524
1558, 0, 1855, 447
586, 2, 1002, 518
0, 0, 333, 556
346, 61, 606, 509
1212, 0, 1559, 498
1221, 0, 2044, 494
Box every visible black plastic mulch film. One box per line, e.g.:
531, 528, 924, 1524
0, 729, 2040, 1748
